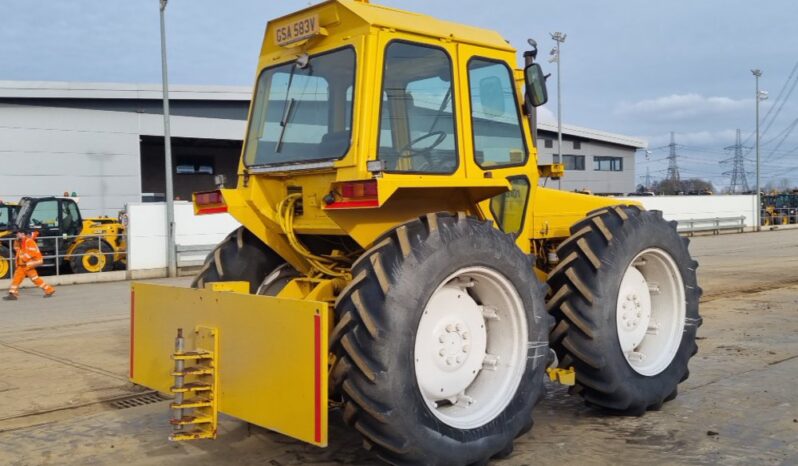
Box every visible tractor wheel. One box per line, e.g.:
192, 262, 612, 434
191, 227, 285, 294
0, 246, 11, 279
547, 205, 701, 415
71, 241, 114, 274
331, 212, 550, 466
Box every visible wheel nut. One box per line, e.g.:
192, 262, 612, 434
439, 335, 446, 343
439, 349, 446, 357
456, 355, 463, 364
446, 323, 456, 333
446, 356, 455, 366
456, 323, 463, 332
462, 331, 469, 340
462, 344, 470, 353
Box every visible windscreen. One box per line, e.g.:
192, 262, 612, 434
243, 47, 356, 167
0, 207, 12, 229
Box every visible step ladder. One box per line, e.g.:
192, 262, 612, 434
169, 326, 218, 441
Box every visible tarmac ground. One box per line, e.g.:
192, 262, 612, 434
1, 229, 797, 465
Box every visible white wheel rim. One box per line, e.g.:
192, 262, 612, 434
414, 267, 528, 429
616, 248, 686, 376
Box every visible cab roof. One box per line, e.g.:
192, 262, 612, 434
269, 0, 516, 52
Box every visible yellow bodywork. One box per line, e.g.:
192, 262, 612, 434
131, 283, 330, 446
66, 217, 127, 267
131, 0, 638, 449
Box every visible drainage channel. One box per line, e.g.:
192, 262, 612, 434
0, 391, 169, 433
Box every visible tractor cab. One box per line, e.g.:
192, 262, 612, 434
15, 197, 84, 267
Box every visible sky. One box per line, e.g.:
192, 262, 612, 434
2, 0, 797, 190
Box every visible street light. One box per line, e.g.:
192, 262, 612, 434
160, 0, 176, 277
751, 68, 767, 232
549, 32, 566, 190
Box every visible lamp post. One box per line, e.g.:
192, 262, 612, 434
549, 32, 566, 190
751, 69, 767, 232
160, 0, 176, 277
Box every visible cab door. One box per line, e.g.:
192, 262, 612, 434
457, 44, 534, 252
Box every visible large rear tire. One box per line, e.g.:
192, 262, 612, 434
191, 227, 285, 294
331, 212, 550, 465
547, 205, 701, 415
71, 241, 115, 274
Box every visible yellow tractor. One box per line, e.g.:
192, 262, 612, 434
0, 196, 126, 279
130, 2, 701, 464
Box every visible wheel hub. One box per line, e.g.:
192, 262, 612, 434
417, 285, 486, 400
615, 249, 686, 376
413, 267, 529, 430
436, 321, 471, 369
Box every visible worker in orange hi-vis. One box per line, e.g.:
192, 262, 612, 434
3, 229, 56, 301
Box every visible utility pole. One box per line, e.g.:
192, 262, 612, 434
721, 129, 751, 193
549, 32, 566, 190
160, 0, 177, 277
752, 69, 767, 231
666, 132, 681, 191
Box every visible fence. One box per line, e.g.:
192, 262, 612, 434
763, 207, 798, 226
1, 233, 122, 278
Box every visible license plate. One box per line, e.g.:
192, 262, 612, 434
275, 15, 320, 47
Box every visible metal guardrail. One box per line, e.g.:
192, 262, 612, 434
176, 244, 214, 268
1, 234, 123, 278
677, 216, 745, 236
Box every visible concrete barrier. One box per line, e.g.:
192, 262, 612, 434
622, 195, 758, 230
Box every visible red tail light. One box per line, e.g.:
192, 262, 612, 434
194, 190, 227, 215
326, 180, 379, 209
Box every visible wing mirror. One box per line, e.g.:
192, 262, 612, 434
524, 63, 548, 107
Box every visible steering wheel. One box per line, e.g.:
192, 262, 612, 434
396, 131, 447, 170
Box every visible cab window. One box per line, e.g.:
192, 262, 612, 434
0, 207, 11, 229
468, 59, 527, 167
490, 178, 530, 235
378, 41, 457, 173
62, 201, 81, 236
29, 200, 59, 228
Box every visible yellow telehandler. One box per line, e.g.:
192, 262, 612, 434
130, 2, 701, 464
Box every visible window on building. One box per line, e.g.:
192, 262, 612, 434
544, 139, 553, 149
176, 157, 214, 175
468, 59, 527, 167
573, 140, 581, 150
594, 156, 623, 171
490, 177, 530, 235
552, 154, 560, 163
377, 41, 457, 173
562, 154, 585, 170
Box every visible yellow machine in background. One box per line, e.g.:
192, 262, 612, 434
131, 1, 701, 464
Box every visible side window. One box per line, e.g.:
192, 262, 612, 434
62, 202, 81, 236
30, 200, 59, 228
377, 42, 457, 173
0, 207, 9, 228
468, 59, 527, 167
490, 178, 531, 235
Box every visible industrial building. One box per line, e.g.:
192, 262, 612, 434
0, 81, 645, 216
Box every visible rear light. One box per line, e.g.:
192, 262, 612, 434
325, 180, 379, 209
193, 190, 228, 215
